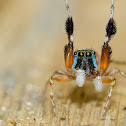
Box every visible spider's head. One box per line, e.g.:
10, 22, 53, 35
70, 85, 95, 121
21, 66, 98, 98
72, 50, 99, 72
72, 50, 100, 87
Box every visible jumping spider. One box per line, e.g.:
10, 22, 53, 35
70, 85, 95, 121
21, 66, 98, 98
49, 0, 126, 120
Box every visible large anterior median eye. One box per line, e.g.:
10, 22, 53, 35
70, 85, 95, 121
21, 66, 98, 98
86, 51, 92, 57
78, 52, 84, 57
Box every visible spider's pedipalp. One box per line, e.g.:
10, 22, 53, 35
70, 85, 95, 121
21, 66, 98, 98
75, 69, 85, 87
93, 76, 102, 92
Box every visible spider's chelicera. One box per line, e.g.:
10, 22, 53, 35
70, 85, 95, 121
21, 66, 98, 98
48, 0, 126, 120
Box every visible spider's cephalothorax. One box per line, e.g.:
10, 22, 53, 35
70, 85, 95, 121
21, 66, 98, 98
71, 50, 100, 87
48, 0, 126, 120
72, 50, 99, 76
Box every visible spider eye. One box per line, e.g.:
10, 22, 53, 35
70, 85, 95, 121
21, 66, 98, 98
93, 51, 96, 55
78, 52, 84, 57
86, 51, 92, 57
74, 51, 77, 55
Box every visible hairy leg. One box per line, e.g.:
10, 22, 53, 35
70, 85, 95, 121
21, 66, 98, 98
49, 70, 73, 115
100, 76, 116, 120
109, 59, 126, 65
100, 0, 116, 73
104, 69, 126, 76
100, 69, 126, 119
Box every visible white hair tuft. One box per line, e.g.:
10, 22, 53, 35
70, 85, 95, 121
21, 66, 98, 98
93, 76, 102, 92
75, 69, 85, 87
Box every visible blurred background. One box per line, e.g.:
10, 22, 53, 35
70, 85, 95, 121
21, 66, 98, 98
0, 0, 126, 124
0, 0, 126, 86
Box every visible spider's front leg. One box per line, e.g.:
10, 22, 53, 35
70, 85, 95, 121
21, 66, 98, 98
49, 70, 72, 115
100, 2, 116, 73
100, 18, 116, 73
49, 0, 74, 115
100, 1, 117, 119
64, 0, 74, 70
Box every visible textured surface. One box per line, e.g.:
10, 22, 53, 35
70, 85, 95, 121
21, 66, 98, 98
0, 0, 126, 126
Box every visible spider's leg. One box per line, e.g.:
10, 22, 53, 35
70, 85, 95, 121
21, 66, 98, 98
100, 76, 116, 120
42, 70, 69, 111
104, 69, 126, 77
49, 70, 72, 115
109, 59, 126, 65
100, 0, 116, 73
100, 42, 112, 73
64, 0, 74, 69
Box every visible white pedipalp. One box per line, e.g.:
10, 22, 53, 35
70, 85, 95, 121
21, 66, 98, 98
75, 69, 85, 87
93, 76, 102, 92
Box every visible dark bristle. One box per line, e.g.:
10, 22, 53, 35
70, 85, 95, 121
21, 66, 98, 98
65, 17, 74, 35
64, 44, 68, 58
106, 19, 117, 37
108, 46, 112, 59
102, 43, 112, 59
